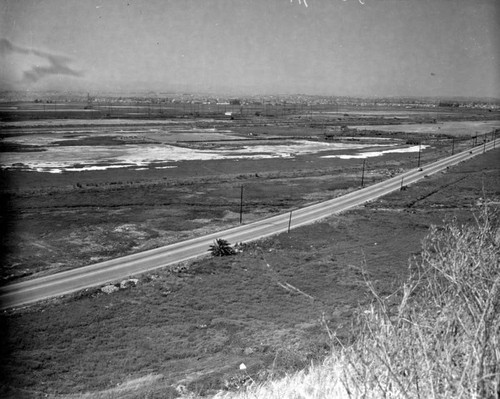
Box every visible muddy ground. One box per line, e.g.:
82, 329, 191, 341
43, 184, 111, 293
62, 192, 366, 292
1, 144, 499, 398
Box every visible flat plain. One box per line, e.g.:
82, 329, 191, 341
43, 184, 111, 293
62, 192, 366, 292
0, 103, 499, 397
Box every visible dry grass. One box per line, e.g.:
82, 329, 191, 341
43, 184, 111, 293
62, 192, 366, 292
49, 374, 165, 399
216, 205, 500, 399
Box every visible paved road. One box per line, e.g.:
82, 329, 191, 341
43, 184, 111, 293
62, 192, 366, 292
1, 140, 497, 309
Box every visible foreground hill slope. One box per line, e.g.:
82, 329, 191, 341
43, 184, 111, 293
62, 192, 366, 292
216, 204, 500, 398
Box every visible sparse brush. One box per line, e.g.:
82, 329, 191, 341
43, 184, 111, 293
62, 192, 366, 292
340, 205, 500, 399
215, 205, 500, 399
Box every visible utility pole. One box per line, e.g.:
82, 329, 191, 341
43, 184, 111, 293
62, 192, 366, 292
361, 159, 366, 187
288, 210, 293, 233
239, 185, 244, 224
483, 134, 487, 153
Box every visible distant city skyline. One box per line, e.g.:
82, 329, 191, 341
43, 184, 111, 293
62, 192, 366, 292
0, 0, 499, 99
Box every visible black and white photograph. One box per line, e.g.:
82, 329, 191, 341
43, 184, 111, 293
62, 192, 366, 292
1, 1, 499, 397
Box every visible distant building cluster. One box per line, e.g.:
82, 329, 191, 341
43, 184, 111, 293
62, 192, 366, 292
0, 90, 498, 111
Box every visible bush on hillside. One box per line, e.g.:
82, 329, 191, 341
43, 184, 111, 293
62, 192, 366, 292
338, 206, 500, 398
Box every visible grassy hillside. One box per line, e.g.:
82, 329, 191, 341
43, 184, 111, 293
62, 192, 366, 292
215, 206, 500, 399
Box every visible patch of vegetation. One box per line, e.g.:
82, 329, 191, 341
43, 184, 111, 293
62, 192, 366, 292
219, 206, 500, 398
209, 239, 237, 257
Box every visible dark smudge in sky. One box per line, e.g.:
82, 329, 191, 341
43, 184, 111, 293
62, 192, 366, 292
0, 38, 83, 84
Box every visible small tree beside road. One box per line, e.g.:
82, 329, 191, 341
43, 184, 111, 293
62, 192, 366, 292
209, 239, 236, 257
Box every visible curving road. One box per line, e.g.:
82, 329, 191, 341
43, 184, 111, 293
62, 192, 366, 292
1, 140, 497, 309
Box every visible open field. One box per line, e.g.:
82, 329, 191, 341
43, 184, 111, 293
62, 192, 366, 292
2, 150, 424, 282
1, 153, 499, 396
1, 100, 498, 123
0, 104, 499, 397
351, 120, 500, 137
2, 108, 498, 283
1, 148, 498, 398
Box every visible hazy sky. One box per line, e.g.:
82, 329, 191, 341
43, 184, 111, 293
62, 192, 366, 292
0, 0, 498, 98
